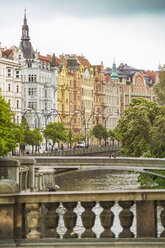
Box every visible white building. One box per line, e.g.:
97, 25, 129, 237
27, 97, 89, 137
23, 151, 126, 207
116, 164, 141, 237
19, 11, 58, 130
0, 44, 22, 124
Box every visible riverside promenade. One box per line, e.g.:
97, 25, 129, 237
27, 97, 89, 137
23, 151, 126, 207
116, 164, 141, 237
0, 157, 165, 247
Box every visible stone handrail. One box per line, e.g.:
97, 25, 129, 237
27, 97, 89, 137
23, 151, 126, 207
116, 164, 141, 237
0, 189, 165, 242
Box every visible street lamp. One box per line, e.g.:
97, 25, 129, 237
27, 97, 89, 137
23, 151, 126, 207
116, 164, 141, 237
69, 110, 86, 148
22, 107, 40, 128
44, 109, 62, 151
86, 111, 99, 147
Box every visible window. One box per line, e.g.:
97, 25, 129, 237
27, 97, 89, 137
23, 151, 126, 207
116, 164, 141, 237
8, 84, 11, 92
45, 102, 47, 110
45, 90, 47, 97
28, 74, 37, 82
62, 104, 64, 112
17, 116, 19, 124
17, 100, 19, 109
7, 68, 11, 77
16, 71, 19, 78
74, 81, 76, 87
17, 85, 19, 93
28, 88, 37, 96
28, 102, 37, 109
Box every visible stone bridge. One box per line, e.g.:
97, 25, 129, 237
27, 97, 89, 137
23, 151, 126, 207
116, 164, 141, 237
1, 157, 165, 247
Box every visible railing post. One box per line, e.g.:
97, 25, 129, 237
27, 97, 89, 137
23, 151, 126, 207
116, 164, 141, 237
136, 200, 157, 237
118, 201, 134, 238
63, 202, 78, 238
44, 203, 60, 238
81, 202, 96, 238
26, 203, 42, 239
160, 200, 165, 237
100, 201, 115, 238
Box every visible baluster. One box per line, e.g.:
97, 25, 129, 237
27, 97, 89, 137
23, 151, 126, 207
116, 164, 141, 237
63, 202, 78, 238
118, 201, 134, 238
44, 203, 60, 238
81, 202, 96, 238
100, 201, 115, 238
160, 200, 165, 237
26, 203, 42, 239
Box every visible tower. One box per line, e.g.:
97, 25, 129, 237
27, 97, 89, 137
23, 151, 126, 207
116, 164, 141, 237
111, 59, 119, 80
19, 10, 34, 59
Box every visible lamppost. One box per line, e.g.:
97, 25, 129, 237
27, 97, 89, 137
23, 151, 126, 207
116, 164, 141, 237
22, 107, 40, 128
69, 110, 86, 148
86, 111, 99, 147
44, 108, 62, 151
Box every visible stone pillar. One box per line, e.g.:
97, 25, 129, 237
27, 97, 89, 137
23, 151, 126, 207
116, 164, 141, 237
26, 203, 42, 239
63, 202, 78, 238
118, 201, 134, 238
81, 202, 96, 238
0, 180, 20, 240
160, 200, 165, 237
136, 200, 157, 237
44, 203, 60, 238
100, 201, 115, 238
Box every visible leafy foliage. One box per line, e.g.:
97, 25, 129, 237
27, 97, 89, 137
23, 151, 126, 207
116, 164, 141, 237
91, 124, 108, 145
43, 122, 67, 151
154, 71, 165, 105
0, 95, 18, 156
117, 98, 164, 157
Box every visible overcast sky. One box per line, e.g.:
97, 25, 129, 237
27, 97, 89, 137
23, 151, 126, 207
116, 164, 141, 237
0, 0, 165, 70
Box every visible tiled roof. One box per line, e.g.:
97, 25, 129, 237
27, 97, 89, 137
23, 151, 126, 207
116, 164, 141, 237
38, 54, 61, 66
144, 71, 156, 83
38, 54, 52, 62
2, 49, 13, 59
77, 56, 91, 67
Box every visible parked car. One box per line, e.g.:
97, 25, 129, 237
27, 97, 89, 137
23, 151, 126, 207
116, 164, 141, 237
76, 141, 86, 148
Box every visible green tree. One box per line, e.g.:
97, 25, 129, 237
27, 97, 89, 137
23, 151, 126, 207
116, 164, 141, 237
92, 124, 108, 146
117, 98, 162, 157
43, 122, 67, 151
0, 95, 18, 156
154, 71, 165, 105
108, 129, 116, 146
27, 128, 43, 153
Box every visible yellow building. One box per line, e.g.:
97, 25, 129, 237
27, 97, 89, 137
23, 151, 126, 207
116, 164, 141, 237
57, 61, 70, 128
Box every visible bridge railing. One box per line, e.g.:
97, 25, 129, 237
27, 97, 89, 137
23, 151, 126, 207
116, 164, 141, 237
0, 190, 165, 242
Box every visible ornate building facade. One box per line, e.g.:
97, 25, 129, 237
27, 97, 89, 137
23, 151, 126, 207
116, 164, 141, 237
0, 44, 22, 124
19, 11, 58, 132
105, 63, 155, 118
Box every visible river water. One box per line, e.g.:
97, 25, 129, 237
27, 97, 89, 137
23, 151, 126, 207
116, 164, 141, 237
54, 169, 163, 238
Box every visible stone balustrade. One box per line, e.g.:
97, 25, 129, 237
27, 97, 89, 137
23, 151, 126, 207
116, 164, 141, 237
0, 189, 165, 247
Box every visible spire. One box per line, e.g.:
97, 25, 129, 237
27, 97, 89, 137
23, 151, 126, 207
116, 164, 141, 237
51, 53, 57, 67
21, 9, 30, 41
19, 10, 34, 59
111, 59, 119, 80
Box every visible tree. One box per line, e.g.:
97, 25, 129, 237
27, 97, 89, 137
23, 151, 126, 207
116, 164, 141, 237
154, 71, 165, 105
27, 128, 43, 153
108, 129, 116, 146
0, 95, 18, 156
117, 98, 163, 157
43, 122, 67, 151
92, 124, 108, 146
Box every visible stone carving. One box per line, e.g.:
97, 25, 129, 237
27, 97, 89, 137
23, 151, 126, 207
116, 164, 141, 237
63, 202, 78, 238
118, 201, 134, 238
26, 203, 41, 239
81, 202, 96, 238
44, 203, 60, 238
100, 201, 115, 238
160, 200, 165, 237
